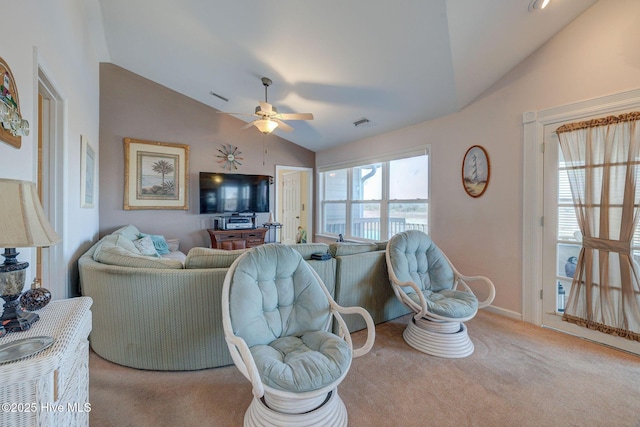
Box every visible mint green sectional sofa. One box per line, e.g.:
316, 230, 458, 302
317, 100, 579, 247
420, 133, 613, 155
330, 242, 410, 332
79, 225, 407, 371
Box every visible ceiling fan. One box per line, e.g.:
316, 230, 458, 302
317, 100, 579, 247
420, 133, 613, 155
221, 77, 314, 134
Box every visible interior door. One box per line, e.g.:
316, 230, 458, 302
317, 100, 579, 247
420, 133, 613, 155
282, 171, 301, 244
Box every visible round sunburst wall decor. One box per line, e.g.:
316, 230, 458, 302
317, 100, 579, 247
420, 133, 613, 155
216, 144, 243, 170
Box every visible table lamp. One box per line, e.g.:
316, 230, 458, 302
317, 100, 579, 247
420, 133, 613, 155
0, 178, 61, 333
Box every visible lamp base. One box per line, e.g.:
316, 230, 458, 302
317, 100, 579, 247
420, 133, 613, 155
1, 310, 39, 332
0, 249, 39, 333
0, 293, 40, 332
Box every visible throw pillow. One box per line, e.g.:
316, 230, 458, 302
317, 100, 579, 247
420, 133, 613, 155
93, 235, 183, 269
111, 225, 141, 242
133, 236, 160, 257
139, 233, 171, 255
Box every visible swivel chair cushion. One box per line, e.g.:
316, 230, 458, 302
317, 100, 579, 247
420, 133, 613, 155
229, 244, 351, 392
388, 231, 478, 319
251, 331, 351, 392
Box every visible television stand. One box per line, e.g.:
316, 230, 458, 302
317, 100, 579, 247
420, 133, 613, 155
207, 228, 268, 250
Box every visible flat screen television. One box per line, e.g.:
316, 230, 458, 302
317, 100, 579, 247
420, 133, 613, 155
199, 172, 271, 214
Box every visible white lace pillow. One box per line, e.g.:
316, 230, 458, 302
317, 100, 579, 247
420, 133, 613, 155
133, 235, 159, 257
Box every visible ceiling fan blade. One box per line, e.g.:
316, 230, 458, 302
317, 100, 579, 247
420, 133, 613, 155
240, 121, 255, 130
277, 113, 314, 121
274, 118, 294, 132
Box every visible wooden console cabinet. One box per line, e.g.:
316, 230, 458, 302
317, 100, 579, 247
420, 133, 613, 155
207, 228, 267, 250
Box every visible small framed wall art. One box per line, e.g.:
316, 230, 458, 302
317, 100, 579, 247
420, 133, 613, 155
462, 145, 490, 198
0, 56, 29, 148
123, 138, 190, 210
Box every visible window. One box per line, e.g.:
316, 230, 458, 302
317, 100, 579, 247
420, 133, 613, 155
555, 150, 581, 313
319, 150, 429, 241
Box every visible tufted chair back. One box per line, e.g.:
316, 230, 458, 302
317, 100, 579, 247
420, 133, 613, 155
386, 230, 455, 295
228, 244, 332, 348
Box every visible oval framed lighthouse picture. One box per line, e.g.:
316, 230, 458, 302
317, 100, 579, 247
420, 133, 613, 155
462, 145, 490, 198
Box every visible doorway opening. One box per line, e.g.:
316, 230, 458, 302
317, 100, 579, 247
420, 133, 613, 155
275, 166, 313, 244
37, 67, 66, 298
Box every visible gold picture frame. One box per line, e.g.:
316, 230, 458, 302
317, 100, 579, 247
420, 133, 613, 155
123, 138, 189, 210
462, 145, 490, 198
80, 135, 95, 208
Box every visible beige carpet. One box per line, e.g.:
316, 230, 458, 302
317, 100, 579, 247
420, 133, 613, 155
89, 311, 640, 427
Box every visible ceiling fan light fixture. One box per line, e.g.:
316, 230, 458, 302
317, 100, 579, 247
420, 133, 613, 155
529, 0, 551, 11
254, 119, 278, 134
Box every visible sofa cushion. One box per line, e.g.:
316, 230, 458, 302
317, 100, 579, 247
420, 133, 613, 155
184, 247, 246, 269
329, 242, 380, 257
93, 235, 183, 269
161, 250, 187, 263
111, 225, 141, 241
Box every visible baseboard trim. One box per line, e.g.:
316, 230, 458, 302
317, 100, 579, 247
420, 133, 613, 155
482, 305, 522, 321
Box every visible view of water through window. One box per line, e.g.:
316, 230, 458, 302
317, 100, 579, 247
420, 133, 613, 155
321, 152, 428, 240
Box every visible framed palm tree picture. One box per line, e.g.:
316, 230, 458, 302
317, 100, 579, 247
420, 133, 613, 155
123, 138, 189, 210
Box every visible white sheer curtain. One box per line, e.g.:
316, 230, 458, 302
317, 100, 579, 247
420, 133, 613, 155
556, 112, 640, 342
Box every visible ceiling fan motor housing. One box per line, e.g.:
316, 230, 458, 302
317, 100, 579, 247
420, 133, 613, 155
255, 105, 277, 116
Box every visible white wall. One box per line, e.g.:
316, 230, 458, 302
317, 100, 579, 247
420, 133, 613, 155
316, 0, 640, 316
0, 0, 104, 297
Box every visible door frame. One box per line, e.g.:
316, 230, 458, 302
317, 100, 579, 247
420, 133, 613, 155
275, 165, 313, 243
37, 61, 66, 298
281, 170, 302, 244
523, 87, 640, 354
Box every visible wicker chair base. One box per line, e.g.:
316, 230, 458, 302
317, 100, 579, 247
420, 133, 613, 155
403, 317, 474, 358
245, 389, 347, 427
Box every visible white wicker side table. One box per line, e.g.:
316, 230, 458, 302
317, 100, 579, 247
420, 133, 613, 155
0, 297, 92, 427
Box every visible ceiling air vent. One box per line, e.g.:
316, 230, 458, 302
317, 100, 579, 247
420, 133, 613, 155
353, 117, 370, 127
209, 91, 229, 102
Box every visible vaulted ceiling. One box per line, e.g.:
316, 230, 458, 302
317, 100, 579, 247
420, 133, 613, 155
95, 0, 597, 152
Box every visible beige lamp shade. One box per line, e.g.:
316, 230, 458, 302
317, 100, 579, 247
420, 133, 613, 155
0, 178, 61, 248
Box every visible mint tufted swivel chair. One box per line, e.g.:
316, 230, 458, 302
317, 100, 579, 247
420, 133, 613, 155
222, 244, 375, 427
386, 230, 495, 358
